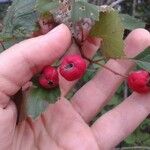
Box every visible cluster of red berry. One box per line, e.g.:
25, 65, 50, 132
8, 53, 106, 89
39, 54, 150, 94
39, 54, 86, 89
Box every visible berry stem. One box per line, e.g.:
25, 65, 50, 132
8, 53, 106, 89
93, 61, 128, 78
74, 37, 127, 78
80, 51, 128, 78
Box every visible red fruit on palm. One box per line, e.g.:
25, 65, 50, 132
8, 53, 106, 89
127, 70, 150, 93
59, 55, 86, 81
39, 66, 59, 89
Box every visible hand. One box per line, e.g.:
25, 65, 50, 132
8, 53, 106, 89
0, 24, 150, 150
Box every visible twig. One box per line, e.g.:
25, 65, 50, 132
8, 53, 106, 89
71, 0, 76, 33
110, 0, 124, 7
124, 81, 128, 99
80, 53, 127, 78
74, 36, 127, 79
0, 41, 6, 50
132, 0, 137, 16
92, 60, 128, 78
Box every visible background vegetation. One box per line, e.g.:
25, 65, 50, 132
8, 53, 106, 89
0, 0, 149, 149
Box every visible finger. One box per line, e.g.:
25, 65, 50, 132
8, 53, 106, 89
0, 101, 17, 149
91, 92, 150, 150
37, 98, 100, 150
0, 24, 71, 107
71, 29, 150, 123
59, 37, 101, 96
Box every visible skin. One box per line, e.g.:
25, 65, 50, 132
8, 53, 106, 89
0, 24, 150, 150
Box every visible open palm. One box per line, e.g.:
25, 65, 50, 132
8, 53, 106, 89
0, 24, 150, 150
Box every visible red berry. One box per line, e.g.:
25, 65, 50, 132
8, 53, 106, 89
39, 66, 59, 89
127, 70, 150, 93
59, 55, 86, 81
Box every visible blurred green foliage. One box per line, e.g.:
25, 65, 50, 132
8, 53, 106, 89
0, 3, 9, 21
121, 0, 150, 23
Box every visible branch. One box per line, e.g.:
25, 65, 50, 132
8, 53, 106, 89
110, 0, 124, 7
71, 0, 76, 33
132, 0, 137, 16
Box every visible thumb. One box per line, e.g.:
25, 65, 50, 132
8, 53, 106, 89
0, 24, 71, 107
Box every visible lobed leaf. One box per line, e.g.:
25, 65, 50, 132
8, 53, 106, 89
36, 0, 59, 14
25, 86, 61, 119
134, 47, 150, 71
90, 9, 125, 59
120, 14, 146, 30
0, 0, 37, 41
71, 0, 99, 23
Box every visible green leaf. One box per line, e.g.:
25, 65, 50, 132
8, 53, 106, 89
125, 133, 137, 145
25, 86, 61, 119
134, 47, 150, 71
140, 119, 150, 130
124, 118, 150, 146
136, 60, 150, 71
120, 14, 146, 30
82, 69, 96, 82
90, 10, 125, 59
0, 33, 14, 42
0, 0, 37, 41
108, 95, 121, 106
36, 0, 59, 14
144, 138, 150, 146
71, 0, 99, 23
135, 47, 150, 60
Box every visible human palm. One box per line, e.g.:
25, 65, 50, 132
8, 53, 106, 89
0, 24, 150, 150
